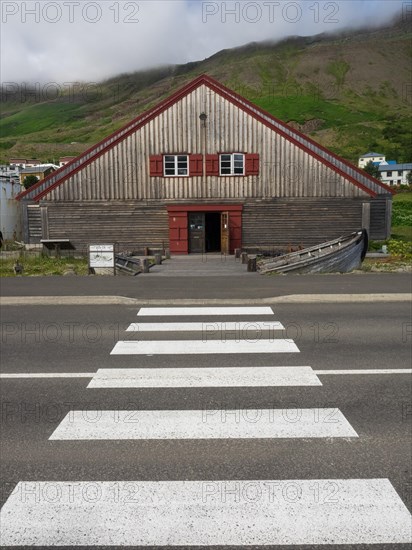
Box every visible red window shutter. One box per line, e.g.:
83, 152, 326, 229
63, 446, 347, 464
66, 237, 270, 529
149, 155, 163, 176
189, 154, 203, 176
245, 153, 259, 176
205, 154, 219, 176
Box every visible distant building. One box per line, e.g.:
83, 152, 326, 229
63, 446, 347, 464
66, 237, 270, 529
9, 158, 41, 169
358, 152, 386, 168
19, 164, 58, 185
0, 165, 20, 184
378, 163, 412, 186
59, 157, 76, 167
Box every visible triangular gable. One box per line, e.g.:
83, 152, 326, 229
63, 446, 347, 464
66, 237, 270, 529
17, 74, 394, 201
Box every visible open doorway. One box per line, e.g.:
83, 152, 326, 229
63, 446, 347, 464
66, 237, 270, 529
168, 205, 242, 254
205, 212, 221, 252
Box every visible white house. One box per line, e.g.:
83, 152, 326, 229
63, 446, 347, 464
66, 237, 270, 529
358, 152, 386, 168
378, 163, 412, 186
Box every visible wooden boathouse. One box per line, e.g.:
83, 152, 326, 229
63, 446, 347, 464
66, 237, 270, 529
17, 75, 393, 254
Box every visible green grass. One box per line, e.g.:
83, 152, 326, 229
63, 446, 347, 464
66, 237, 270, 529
0, 255, 88, 277
253, 94, 376, 127
0, 102, 85, 136
392, 191, 412, 229
391, 226, 412, 241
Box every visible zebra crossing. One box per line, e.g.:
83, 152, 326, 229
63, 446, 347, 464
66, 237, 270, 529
1, 306, 411, 547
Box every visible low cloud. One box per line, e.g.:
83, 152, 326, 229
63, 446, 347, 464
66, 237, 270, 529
0, 0, 406, 84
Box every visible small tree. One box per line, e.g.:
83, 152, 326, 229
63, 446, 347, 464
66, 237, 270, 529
406, 171, 412, 185
363, 160, 382, 180
22, 175, 39, 189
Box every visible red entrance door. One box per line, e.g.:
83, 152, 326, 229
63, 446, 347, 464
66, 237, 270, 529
167, 205, 242, 255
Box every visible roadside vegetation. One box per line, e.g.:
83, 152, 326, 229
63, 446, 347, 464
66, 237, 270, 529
0, 254, 88, 277
364, 188, 412, 271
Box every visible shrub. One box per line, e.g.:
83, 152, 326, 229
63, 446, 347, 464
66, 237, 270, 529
387, 239, 412, 258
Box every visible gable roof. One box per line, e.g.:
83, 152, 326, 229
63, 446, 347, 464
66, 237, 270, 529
379, 163, 412, 171
20, 165, 58, 174
17, 75, 394, 201
360, 152, 385, 158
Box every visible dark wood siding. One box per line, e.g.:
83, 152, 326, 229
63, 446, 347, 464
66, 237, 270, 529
27, 206, 42, 243
242, 198, 364, 249
44, 201, 169, 252
40, 197, 380, 253
370, 195, 392, 240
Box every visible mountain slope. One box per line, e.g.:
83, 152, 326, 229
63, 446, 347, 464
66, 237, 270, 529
1, 18, 411, 165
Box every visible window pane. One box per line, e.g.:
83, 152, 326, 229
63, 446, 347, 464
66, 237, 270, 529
234, 154, 244, 174
164, 156, 176, 176
177, 156, 187, 175
220, 154, 231, 175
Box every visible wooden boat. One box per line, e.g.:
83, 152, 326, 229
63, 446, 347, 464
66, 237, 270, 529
258, 230, 368, 274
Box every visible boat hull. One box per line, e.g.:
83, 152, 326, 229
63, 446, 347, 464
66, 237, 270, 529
258, 231, 368, 275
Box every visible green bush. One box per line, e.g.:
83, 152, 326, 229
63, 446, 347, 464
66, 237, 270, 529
387, 239, 412, 258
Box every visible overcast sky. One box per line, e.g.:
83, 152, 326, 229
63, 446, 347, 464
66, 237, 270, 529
0, 0, 406, 85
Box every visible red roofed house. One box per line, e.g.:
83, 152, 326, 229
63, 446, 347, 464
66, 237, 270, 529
17, 75, 393, 255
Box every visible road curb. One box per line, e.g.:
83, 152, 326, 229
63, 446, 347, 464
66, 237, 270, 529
1, 293, 410, 306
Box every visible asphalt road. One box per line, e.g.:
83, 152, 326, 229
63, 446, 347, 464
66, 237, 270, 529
0, 302, 411, 549
1, 271, 411, 299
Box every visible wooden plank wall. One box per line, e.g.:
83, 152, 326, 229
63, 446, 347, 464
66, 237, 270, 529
46, 86, 369, 203
242, 198, 364, 249
26, 205, 42, 243
37, 194, 390, 252
370, 195, 391, 240
45, 201, 169, 252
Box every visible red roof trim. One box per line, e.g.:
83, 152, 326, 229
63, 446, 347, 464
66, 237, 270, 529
202, 78, 377, 197
21, 73, 393, 201
16, 75, 208, 201
201, 76, 393, 196
29, 77, 210, 202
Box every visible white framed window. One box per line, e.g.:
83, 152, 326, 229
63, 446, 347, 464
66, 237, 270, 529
219, 153, 244, 176
164, 155, 188, 176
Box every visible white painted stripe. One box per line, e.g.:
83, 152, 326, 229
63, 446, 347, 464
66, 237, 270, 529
316, 369, 412, 375
126, 321, 284, 332
2, 368, 410, 380
0, 373, 95, 379
49, 408, 357, 440
88, 366, 322, 388
1, 479, 410, 546
137, 306, 274, 316
111, 339, 299, 355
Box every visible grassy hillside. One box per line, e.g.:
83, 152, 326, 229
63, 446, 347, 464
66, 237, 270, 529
1, 18, 411, 164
